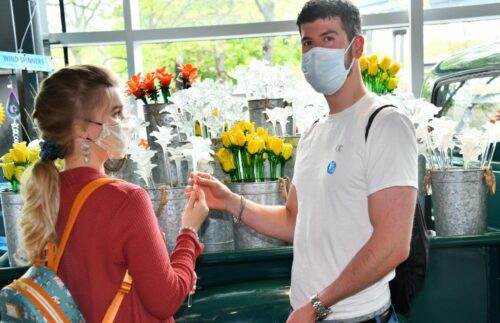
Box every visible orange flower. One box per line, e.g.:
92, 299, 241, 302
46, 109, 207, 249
125, 73, 144, 97
178, 63, 198, 80
139, 139, 149, 150
140, 72, 156, 92
157, 72, 175, 88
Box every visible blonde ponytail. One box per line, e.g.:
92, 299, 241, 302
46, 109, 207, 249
20, 160, 61, 261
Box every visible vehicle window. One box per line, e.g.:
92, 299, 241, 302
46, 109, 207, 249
434, 74, 500, 133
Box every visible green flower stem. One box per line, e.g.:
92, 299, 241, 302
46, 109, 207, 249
161, 87, 171, 104
269, 153, 278, 180
231, 148, 242, 182
280, 159, 287, 178
255, 154, 265, 182
241, 150, 254, 182
11, 179, 19, 193
229, 171, 238, 182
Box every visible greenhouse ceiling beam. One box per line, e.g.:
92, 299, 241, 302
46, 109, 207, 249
424, 2, 500, 24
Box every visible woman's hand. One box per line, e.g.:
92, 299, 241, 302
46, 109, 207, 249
181, 183, 209, 232
185, 172, 239, 212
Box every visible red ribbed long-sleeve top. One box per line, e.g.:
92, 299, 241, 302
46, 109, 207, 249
55, 167, 203, 322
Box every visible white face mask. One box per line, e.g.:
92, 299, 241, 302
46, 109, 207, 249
301, 37, 356, 95
88, 120, 131, 159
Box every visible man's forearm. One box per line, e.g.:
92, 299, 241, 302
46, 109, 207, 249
318, 233, 408, 308
225, 192, 295, 243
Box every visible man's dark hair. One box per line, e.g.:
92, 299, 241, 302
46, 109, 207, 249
296, 0, 362, 42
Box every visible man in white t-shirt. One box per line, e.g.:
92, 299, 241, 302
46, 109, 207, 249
188, 0, 417, 322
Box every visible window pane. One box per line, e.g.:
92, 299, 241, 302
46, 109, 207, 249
424, 19, 500, 65
138, 0, 408, 29
434, 74, 500, 132
140, 36, 302, 81
425, 0, 499, 9
45, 0, 124, 33
50, 45, 128, 81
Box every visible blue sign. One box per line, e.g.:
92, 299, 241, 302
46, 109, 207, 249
327, 160, 337, 175
0, 51, 54, 72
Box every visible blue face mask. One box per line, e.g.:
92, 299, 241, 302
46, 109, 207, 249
301, 38, 356, 95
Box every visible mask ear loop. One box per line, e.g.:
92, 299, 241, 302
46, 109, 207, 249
344, 36, 358, 75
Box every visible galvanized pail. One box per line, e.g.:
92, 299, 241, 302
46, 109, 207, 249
199, 210, 235, 253
146, 187, 185, 253
104, 156, 141, 184
0, 192, 28, 266
228, 181, 287, 249
147, 187, 234, 254
247, 98, 294, 136
431, 169, 488, 236
417, 155, 426, 212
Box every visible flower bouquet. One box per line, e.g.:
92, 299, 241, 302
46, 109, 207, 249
215, 120, 293, 182
0, 141, 43, 192
359, 54, 400, 95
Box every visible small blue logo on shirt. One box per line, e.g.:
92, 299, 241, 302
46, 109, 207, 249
327, 161, 337, 175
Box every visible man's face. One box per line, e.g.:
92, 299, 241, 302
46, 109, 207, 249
300, 17, 350, 54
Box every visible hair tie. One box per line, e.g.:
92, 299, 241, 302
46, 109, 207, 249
40, 141, 64, 161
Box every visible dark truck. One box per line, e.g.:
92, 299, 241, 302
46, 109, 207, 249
1, 43, 500, 322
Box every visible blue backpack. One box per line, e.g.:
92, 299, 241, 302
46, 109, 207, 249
0, 177, 133, 322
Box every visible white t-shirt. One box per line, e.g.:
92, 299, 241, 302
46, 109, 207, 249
290, 93, 418, 320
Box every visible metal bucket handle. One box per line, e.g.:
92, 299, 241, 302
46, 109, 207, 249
104, 156, 128, 172
155, 186, 168, 218
278, 176, 291, 202
484, 166, 496, 194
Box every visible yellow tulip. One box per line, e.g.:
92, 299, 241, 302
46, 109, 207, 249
281, 143, 294, 161
381, 72, 388, 81
55, 158, 65, 170
10, 142, 29, 163
0, 152, 13, 163
215, 147, 232, 163
369, 54, 378, 65
212, 107, 219, 117
368, 62, 378, 76
248, 136, 265, 155
221, 132, 232, 148
379, 56, 391, 70
359, 55, 368, 73
229, 129, 246, 147
267, 136, 284, 155
257, 127, 268, 137
222, 159, 236, 173
1, 162, 15, 180
14, 166, 25, 182
27, 147, 41, 163
237, 120, 255, 134
245, 133, 256, 143
387, 77, 399, 90
389, 62, 400, 76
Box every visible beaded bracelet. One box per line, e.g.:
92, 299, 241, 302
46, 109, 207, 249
179, 226, 199, 241
233, 195, 246, 224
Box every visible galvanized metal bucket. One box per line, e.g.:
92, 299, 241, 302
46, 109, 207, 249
228, 181, 287, 249
146, 186, 185, 253
147, 186, 234, 254
431, 169, 488, 236
199, 210, 235, 253
248, 98, 294, 136
104, 155, 141, 184
0, 192, 28, 266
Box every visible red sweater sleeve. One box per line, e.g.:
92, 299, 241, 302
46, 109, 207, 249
115, 188, 203, 319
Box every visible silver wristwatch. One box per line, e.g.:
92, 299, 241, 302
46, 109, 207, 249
310, 294, 332, 321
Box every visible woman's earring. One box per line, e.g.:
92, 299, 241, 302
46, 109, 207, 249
82, 138, 90, 163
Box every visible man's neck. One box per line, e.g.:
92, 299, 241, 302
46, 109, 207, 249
325, 75, 367, 114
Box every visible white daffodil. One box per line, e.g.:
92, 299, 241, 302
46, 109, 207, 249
182, 136, 214, 172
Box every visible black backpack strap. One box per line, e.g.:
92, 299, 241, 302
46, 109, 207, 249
364, 104, 396, 142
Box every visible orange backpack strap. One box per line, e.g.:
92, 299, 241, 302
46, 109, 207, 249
52, 177, 119, 272
101, 271, 133, 323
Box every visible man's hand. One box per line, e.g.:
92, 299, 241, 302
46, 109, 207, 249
286, 301, 316, 323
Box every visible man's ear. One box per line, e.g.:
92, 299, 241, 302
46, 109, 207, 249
353, 35, 365, 59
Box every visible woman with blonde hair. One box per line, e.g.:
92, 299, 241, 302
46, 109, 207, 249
20, 64, 208, 322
